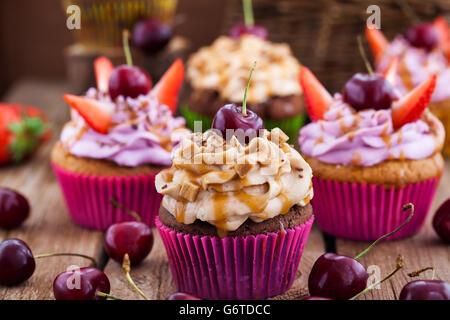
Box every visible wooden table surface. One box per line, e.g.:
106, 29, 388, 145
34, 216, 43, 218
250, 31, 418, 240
0, 79, 449, 300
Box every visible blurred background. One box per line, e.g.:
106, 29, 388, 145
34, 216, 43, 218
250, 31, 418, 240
0, 0, 449, 97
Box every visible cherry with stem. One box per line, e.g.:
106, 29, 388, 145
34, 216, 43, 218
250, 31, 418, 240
108, 30, 152, 100
308, 204, 414, 300
105, 199, 154, 265
211, 62, 264, 143
400, 266, 450, 300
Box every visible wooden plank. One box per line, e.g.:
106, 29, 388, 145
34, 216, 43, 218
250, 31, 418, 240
0, 79, 105, 299
104, 223, 327, 300
335, 160, 450, 300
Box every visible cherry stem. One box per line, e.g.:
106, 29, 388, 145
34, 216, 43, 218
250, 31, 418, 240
242, 61, 256, 116
34, 253, 97, 267
122, 254, 149, 300
122, 30, 133, 66
357, 35, 374, 76
408, 267, 435, 280
394, 0, 420, 25
243, 0, 254, 27
96, 291, 121, 300
109, 198, 142, 222
350, 254, 404, 300
354, 203, 414, 261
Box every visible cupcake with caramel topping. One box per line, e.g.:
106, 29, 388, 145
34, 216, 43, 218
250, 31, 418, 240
156, 128, 314, 299
298, 63, 445, 241
156, 66, 314, 299
52, 56, 189, 229
183, 34, 305, 141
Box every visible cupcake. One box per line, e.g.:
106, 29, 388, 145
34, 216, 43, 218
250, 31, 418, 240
182, 3, 305, 141
155, 73, 314, 299
298, 63, 445, 241
52, 56, 189, 230
366, 18, 450, 156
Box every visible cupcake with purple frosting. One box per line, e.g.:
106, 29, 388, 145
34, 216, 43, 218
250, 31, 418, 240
366, 18, 450, 156
52, 57, 189, 229
298, 64, 444, 241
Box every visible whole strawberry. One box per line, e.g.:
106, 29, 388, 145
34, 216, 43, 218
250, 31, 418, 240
0, 103, 51, 165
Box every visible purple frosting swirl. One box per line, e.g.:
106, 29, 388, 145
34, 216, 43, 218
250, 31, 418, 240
60, 88, 190, 167
378, 36, 450, 102
299, 95, 444, 166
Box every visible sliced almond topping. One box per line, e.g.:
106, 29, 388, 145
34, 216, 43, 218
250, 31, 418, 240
269, 128, 289, 144
179, 180, 200, 202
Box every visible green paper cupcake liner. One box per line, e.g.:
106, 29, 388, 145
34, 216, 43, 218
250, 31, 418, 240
180, 105, 307, 142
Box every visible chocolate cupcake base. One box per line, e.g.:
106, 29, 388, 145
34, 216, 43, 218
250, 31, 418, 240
159, 204, 313, 237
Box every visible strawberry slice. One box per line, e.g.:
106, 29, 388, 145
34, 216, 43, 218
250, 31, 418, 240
382, 57, 398, 87
434, 17, 449, 47
365, 26, 388, 62
151, 59, 184, 113
433, 17, 450, 60
299, 66, 332, 121
63, 94, 113, 134
94, 56, 114, 92
391, 75, 436, 129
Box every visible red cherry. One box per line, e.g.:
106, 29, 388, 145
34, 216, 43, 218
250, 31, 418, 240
53, 267, 110, 300
229, 22, 268, 40
132, 18, 172, 55
0, 239, 35, 286
399, 280, 450, 300
211, 104, 264, 143
406, 23, 440, 51
0, 188, 29, 229
342, 73, 397, 111
104, 221, 154, 265
167, 292, 202, 300
108, 65, 152, 100
308, 253, 368, 300
433, 198, 450, 243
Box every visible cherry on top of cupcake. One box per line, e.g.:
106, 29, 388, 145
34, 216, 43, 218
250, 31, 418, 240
366, 17, 450, 61
63, 31, 184, 135
299, 58, 436, 130
212, 62, 264, 144
108, 30, 152, 100
229, 0, 268, 40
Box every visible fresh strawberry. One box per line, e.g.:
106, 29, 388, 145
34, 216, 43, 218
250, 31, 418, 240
434, 17, 449, 47
391, 75, 436, 129
299, 66, 332, 121
0, 103, 51, 165
365, 26, 388, 62
151, 59, 184, 113
63, 94, 113, 134
433, 17, 450, 60
94, 56, 114, 92
382, 57, 398, 87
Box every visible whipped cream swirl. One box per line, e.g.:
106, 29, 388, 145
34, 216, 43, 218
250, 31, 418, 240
60, 88, 190, 167
155, 128, 313, 231
299, 95, 444, 166
187, 35, 302, 103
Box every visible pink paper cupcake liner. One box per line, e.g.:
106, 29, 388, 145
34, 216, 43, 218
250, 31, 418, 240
52, 163, 162, 230
311, 177, 440, 241
156, 214, 314, 300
